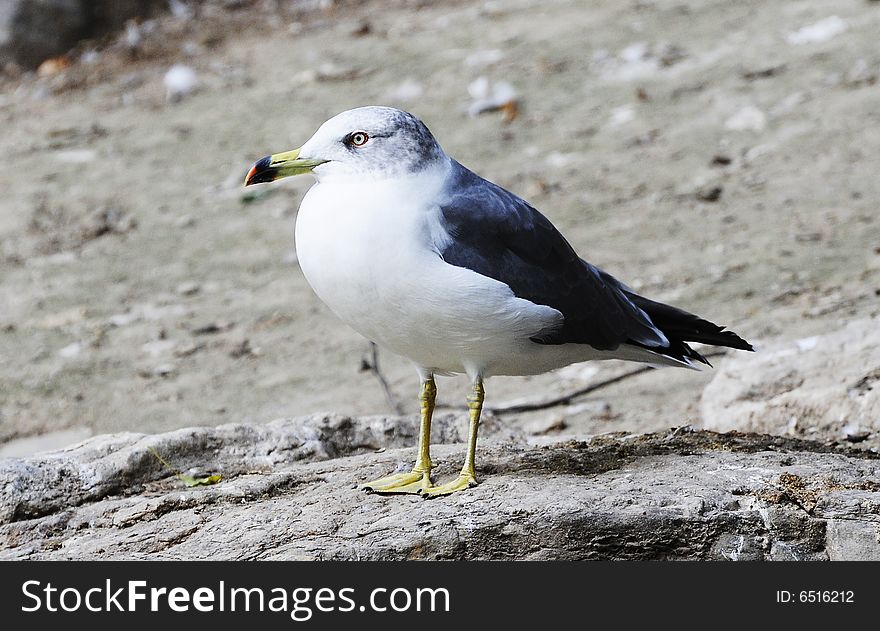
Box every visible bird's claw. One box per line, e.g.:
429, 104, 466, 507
420, 473, 478, 498
359, 470, 431, 494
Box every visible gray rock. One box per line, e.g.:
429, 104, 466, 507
825, 519, 880, 561
700, 317, 880, 447
1, 0, 85, 69
0, 0, 166, 69
0, 412, 520, 525
2, 417, 879, 560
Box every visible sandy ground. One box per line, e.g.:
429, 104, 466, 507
1, 0, 879, 455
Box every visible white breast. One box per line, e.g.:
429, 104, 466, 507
293, 167, 564, 377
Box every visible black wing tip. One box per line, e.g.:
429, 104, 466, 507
622, 290, 755, 353
712, 326, 755, 352
632, 326, 753, 368
671, 329, 754, 367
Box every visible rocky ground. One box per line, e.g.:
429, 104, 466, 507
3, 415, 879, 560
0, 0, 879, 559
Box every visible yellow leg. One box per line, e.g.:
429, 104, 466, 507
359, 376, 436, 494
422, 378, 482, 498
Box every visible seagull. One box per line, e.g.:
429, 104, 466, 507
244, 106, 753, 497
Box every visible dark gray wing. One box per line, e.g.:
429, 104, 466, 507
437, 161, 667, 350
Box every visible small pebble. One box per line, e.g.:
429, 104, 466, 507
174, 215, 196, 228
154, 363, 177, 377
164, 65, 198, 102
787, 16, 848, 45
176, 281, 201, 296
696, 185, 723, 202
58, 342, 83, 358
229, 339, 259, 358
724, 106, 766, 132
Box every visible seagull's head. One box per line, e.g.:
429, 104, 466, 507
244, 106, 445, 185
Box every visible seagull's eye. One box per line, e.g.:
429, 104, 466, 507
348, 131, 370, 147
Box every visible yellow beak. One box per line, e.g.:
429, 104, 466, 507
244, 148, 326, 186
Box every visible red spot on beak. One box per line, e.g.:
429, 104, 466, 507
244, 164, 258, 186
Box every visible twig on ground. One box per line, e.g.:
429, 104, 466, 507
361, 342, 405, 414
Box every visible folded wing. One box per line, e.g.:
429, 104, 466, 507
437, 161, 753, 365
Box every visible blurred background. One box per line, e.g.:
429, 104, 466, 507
1, 0, 878, 457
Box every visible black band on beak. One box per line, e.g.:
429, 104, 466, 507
245, 156, 278, 186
